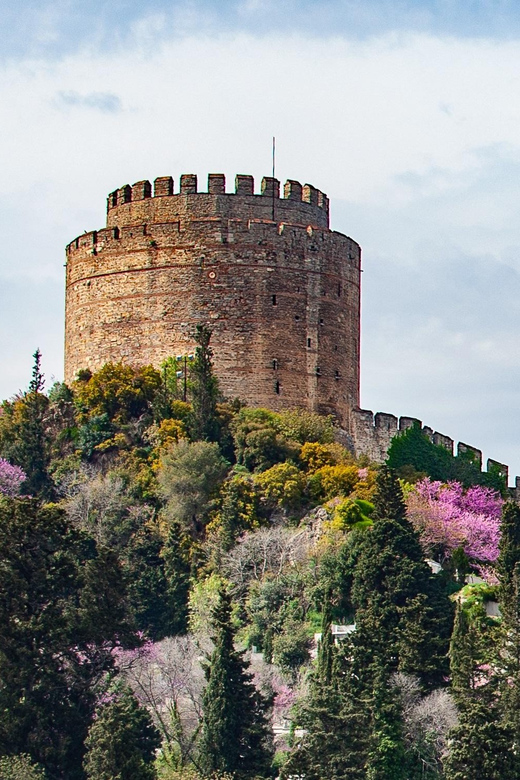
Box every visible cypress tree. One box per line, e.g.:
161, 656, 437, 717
282, 603, 368, 780
498, 565, 520, 750
351, 516, 453, 689
189, 325, 220, 442
199, 587, 273, 779
123, 523, 181, 640
161, 520, 191, 635
83, 685, 160, 780
497, 501, 520, 751
449, 599, 479, 703
365, 671, 407, 780
497, 501, 520, 625
444, 701, 517, 780
1, 350, 54, 499
372, 465, 407, 524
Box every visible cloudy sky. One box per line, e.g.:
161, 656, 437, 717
2, 0, 520, 480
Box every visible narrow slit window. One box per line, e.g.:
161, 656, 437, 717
337, 283, 342, 297
319, 318, 324, 325
275, 380, 280, 394
272, 359, 278, 370
335, 370, 340, 380
316, 367, 321, 377
307, 337, 311, 348
272, 295, 277, 305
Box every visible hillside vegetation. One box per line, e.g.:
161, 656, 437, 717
0, 334, 518, 779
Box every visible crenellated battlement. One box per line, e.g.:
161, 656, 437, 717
105, 173, 330, 230
350, 408, 515, 490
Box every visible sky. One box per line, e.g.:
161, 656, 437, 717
2, 0, 520, 481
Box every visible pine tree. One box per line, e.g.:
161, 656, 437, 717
83, 685, 160, 780
189, 325, 220, 442
199, 588, 273, 779
372, 465, 407, 524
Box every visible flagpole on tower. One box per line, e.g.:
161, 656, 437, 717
272, 136, 276, 222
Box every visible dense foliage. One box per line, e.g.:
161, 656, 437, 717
0, 345, 518, 778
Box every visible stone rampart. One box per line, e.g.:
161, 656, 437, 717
351, 408, 516, 490
65, 173, 360, 429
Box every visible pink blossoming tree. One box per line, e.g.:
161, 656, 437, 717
406, 478, 503, 569
0, 458, 26, 497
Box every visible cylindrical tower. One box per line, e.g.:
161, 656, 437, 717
64, 173, 361, 428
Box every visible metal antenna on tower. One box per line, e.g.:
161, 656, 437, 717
272, 136, 276, 222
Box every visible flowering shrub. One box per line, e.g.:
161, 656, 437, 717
0, 458, 26, 496
406, 478, 503, 566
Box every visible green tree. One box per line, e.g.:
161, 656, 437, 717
365, 672, 407, 780
387, 422, 505, 492
444, 702, 517, 780
73, 362, 162, 424
351, 515, 453, 690
449, 600, 481, 704
496, 506, 520, 750
0, 755, 45, 779
199, 588, 273, 779
0, 497, 135, 779
0, 350, 53, 499
189, 325, 220, 442
161, 520, 192, 635
372, 465, 407, 524
123, 522, 183, 640
158, 440, 229, 539
497, 501, 520, 624
83, 685, 160, 780
230, 408, 294, 472
282, 614, 368, 780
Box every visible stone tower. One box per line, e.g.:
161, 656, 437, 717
64, 172, 361, 428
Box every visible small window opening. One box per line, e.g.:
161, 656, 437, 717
272, 295, 277, 305
335, 370, 340, 380
334, 345, 338, 352
319, 318, 324, 325
337, 283, 342, 297
272, 359, 278, 370
275, 380, 280, 395
295, 315, 300, 321
316, 367, 321, 377
113, 227, 120, 239
307, 338, 311, 348
296, 286, 300, 293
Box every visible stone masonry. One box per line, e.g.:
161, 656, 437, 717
65, 173, 361, 429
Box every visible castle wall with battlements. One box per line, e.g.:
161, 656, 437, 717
350, 407, 518, 492
65, 173, 361, 427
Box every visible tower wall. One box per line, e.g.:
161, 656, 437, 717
65, 173, 361, 428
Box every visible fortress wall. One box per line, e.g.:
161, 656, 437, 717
65, 174, 360, 428
351, 408, 515, 490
